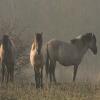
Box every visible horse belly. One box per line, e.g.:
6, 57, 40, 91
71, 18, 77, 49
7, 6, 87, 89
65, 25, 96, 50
58, 48, 79, 66
58, 57, 74, 66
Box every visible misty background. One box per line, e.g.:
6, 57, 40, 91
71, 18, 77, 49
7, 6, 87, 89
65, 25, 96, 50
0, 0, 100, 83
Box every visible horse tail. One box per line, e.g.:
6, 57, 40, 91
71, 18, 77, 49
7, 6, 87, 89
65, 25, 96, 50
45, 43, 50, 76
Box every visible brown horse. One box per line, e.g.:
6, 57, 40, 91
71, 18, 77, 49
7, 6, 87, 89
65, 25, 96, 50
45, 33, 97, 84
0, 35, 16, 84
30, 32, 44, 88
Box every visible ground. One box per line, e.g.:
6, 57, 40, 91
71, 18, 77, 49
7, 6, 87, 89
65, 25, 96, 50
0, 82, 100, 100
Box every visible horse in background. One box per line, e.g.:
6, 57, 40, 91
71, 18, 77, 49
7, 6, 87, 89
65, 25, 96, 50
0, 35, 16, 84
30, 32, 44, 88
45, 33, 97, 84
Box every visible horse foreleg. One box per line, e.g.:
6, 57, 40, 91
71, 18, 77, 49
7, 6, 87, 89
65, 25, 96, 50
73, 65, 78, 81
10, 63, 14, 82
40, 67, 43, 88
6, 66, 10, 84
34, 70, 37, 88
34, 67, 40, 88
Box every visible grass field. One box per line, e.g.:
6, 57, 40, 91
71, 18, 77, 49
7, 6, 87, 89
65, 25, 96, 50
0, 82, 100, 100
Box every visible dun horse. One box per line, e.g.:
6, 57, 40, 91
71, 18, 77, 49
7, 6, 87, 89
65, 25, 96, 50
30, 32, 43, 88
45, 33, 97, 84
0, 35, 16, 83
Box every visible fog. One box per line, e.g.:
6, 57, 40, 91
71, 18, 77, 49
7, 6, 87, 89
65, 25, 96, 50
0, 0, 100, 83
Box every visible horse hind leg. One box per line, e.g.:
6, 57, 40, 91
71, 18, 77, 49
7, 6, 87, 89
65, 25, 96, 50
49, 62, 53, 84
73, 65, 78, 82
52, 62, 56, 84
49, 60, 56, 85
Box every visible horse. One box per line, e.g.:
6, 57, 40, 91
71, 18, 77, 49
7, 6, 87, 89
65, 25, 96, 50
0, 35, 16, 84
30, 32, 44, 88
45, 33, 97, 84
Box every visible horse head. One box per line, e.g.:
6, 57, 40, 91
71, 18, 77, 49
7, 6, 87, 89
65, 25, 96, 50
35, 32, 43, 55
82, 33, 97, 55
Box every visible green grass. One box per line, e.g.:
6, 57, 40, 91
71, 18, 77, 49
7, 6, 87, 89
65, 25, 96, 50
0, 82, 100, 100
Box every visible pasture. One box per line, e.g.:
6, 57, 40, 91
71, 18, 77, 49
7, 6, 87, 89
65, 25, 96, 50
0, 82, 100, 100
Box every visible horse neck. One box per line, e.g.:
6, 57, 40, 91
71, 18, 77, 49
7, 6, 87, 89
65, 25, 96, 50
75, 41, 89, 58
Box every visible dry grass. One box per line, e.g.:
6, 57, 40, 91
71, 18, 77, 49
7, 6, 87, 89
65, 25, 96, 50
0, 82, 100, 100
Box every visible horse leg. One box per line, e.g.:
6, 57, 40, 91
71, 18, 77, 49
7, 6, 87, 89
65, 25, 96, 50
45, 62, 49, 85
6, 67, 10, 84
49, 60, 57, 86
1, 63, 5, 83
35, 71, 38, 88
34, 69, 38, 88
49, 61, 53, 84
34, 67, 40, 88
10, 63, 14, 82
73, 65, 78, 81
12, 64, 14, 82
40, 67, 43, 88
9, 65, 12, 82
52, 62, 56, 84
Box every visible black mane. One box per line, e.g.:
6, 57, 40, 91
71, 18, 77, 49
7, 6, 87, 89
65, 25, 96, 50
71, 33, 96, 45
35, 33, 42, 43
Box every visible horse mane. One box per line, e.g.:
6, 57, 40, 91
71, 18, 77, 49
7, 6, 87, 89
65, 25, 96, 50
35, 33, 43, 43
71, 34, 82, 45
31, 33, 43, 51
71, 33, 96, 45
32, 40, 35, 50
2, 35, 11, 46
2, 35, 12, 59
82, 33, 92, 41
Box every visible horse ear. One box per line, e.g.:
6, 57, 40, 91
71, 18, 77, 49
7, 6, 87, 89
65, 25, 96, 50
92, 33, 95, 38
